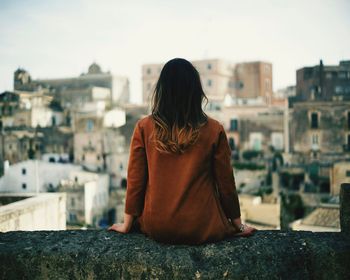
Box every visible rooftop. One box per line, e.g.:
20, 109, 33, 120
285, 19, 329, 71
302, 204, 340, 229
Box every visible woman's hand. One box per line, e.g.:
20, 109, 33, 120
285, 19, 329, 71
107, 213, 134, 234
233, 224, 257, 237
108, 223, 129, 234
231, 217, 258, 237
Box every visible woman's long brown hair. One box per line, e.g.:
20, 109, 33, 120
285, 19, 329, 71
150, 58, 209, 154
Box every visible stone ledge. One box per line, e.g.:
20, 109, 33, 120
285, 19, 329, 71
0, 230, 350, 280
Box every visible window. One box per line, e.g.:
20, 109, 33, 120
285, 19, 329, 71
74, 176, 78, 182
147, 83, 151, 90
71, 198, 75, 207
236, 81, 244, 89
335, 86, 343, 94
86, 119, 94, 132
230, 119, 238, 131
207, 63, 212, 70
265, 79, 270, 91
69, 213, 77, 222
82, 154, 85, 161
22, 183, 27, 189
310, 112, 319, 129
249, 133, 262, 151
146, 68, 151, 75
22, 168, 26, 175
97, 155, 100, 160
312, 134, 319, 144
207, 79, 212, 87
339, 72, 347, 79
346, 170, 350, 177
326, 72, 332, 79
347, 134, 350, 150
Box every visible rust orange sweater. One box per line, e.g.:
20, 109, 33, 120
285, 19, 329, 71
125, 115, 241, 244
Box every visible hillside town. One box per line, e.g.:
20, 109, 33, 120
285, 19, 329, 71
1, 59, 349, 232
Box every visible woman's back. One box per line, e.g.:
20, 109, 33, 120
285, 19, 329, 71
125, 114, 241, 244
108, 58, 256, 244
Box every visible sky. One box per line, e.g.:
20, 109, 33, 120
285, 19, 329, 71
0, 0, 349, 104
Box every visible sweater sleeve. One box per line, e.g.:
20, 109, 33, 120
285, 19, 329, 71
213, 124, 241, 220
124, 120, 148, 216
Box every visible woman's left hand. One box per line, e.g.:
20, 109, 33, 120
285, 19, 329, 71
108, 223, 129, 234
108, 213, 135, 233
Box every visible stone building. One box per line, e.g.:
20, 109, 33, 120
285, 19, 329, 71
73, 104, 127, 187
330, 161, 350, 196
289, 101, 350, 162
142, 59, 273, 110
232, 61, 273, 102
0, 130, 44, 170
296, 59, 350, 102
59, 86, 112, 109
0, 126, 73, 169
58, 170, 109, 226
142, 59, 233, 108
221, 103, 285, 154
15, 91, 65, 128
0, 91, 20, 128
13, 63, 130, 106
0, 160, 81, 193
74, 112, 105, 172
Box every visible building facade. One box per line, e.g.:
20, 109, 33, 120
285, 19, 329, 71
142, 59, 273, 109
0, 160, 81, 193
14, 63, 130, 106
296, 60, 350, 102
58, 170, 109, 226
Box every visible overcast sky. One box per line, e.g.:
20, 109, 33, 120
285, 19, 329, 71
0, 0, 349, 104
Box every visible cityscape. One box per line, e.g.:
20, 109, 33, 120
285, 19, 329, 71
1, 58, 349, 233
1, 0, 350, 278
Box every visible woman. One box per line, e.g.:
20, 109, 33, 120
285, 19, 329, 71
108, 58, 257, 244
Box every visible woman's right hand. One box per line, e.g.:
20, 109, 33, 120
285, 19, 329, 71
234, 224, 257, 237
231, 217, 257, 237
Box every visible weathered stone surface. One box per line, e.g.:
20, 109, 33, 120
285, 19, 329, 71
0, 230, 350, 280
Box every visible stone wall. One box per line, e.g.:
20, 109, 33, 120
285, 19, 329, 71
0, 193, 66, 232
0, 230, 349, 279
